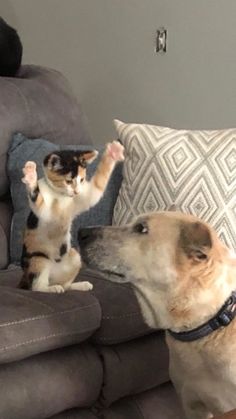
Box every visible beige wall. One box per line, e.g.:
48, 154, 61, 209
2, 0, 236, 144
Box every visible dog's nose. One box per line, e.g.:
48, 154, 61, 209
78, 227, 101, 246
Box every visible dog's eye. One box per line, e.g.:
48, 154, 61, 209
134, 223, 148, 234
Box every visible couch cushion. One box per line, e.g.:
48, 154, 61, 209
102, 383, 183, 419
0, 344, 103, 419
0, 266, 154, 345
51, 410, 98, 419
0, 64, 92, 196
0, 284, 101, 363
80, 268, 154, 344
7, 134, 123, 263
113, 119, 236, 251
98, 333, 169, 407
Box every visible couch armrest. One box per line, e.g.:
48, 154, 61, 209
0, 285, 101, 363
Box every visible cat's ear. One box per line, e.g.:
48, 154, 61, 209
44, 153, 62, 171
82, 150, 98, 164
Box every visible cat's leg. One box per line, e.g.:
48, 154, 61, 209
51, 248, 93, 291
22, 161, 44, 212
24, 256, 65, 293
73, 141, 125, 214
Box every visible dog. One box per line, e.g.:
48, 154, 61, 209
78, 211, 236, 419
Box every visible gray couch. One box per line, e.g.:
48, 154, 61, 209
0, 65, 183, 419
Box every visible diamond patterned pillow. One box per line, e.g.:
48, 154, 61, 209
113, 119, 236, 250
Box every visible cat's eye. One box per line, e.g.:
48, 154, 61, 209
80, 178, 85, 183
133, 222, 148, 234
66, 179, 73, 185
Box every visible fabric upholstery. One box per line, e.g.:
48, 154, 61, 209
0, 64, 92, 196
103, 383, 183, 419
98, 332, 169, 406
0, 203, 9, 269
0, 344, 103, 419
0, 284, 101, 363
0, 265, 22, 287
113, 119, 236, 251
0, 267, 154, 348
80, 268, 153, 344
7, 134, 123, 263
51, 411, 97, 419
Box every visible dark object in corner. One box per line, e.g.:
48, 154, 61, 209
0, 16, 22, 77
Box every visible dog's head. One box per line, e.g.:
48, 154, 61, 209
79, 211, 236, 330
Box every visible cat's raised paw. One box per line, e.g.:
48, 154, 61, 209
22, 161, 37, 188
106, 141, 125, 162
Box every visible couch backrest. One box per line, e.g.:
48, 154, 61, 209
0, 64, 93, 268
0, 64, 93, 196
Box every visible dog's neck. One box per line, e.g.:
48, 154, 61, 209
133, 265, 236, 333
168, 290, 236, 341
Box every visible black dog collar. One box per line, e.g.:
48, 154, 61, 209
168, 291, 236, 342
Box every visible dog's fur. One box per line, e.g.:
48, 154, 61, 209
78, 211, 236, 419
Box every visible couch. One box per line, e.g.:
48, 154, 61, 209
0, 65, 183, 419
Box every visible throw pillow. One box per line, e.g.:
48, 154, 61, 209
113, 119, 236, 251
8, 133, 123, 264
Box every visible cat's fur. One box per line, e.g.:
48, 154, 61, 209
18, 141, 124, 293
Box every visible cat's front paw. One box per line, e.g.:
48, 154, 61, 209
106, 141, 125, 162
22, 161, 37, 189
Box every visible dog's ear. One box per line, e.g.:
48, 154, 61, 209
179, 221, 212, 262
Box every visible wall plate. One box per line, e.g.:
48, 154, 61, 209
156, 27, 167, 53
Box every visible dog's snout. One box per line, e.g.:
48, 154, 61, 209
78, 227, 102, 246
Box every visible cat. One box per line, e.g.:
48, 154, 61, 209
18, 140, 124, 293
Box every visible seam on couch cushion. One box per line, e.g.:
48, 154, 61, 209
0, 328, 94, 352
0, 303, 99, 328
102, 312, 141, 320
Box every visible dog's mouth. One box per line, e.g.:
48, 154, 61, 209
102, 269, 126, 280
83, 262, 128, 283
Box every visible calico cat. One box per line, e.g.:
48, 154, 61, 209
18, 141, 124, 293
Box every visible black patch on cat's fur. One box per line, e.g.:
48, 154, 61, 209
21, 244, 29, 269
18, 272, 37, 290
30, 185, 39, 203
21, 245, 49, 269
0, 17, 23, 77
28, 251, 49, 260
44, 150, 92, 177
27, 211, 39, 229
60, 243, 67, 257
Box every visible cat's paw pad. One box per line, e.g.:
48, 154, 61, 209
22, 161, 37, 188
106, 141, 125, 161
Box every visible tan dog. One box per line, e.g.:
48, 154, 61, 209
78, 211, 236, 419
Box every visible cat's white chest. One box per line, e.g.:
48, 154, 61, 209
38, 179, 72, 219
